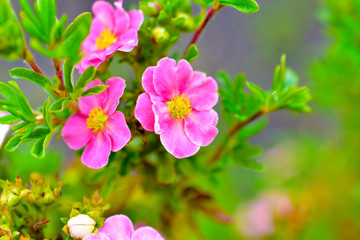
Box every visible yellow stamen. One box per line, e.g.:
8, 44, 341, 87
96, 29, 117, 50
86, 107, 108, 133
167, 94, 192, 119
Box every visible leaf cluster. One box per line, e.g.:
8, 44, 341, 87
0, 0, 26, 60
19, 0, 91, 62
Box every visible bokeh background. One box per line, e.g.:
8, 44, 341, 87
2, 0, 359, 239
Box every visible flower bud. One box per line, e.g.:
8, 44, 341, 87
152, 26, 170, 43
67, 214, 96, 239
0, 190, 20, 207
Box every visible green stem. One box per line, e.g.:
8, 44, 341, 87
207, 109, 267, 164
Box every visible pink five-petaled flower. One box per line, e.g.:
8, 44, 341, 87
76, 0, 144, 73
83, 214, 165, 240
134, 57, 219, 158
61, 78, 131, 169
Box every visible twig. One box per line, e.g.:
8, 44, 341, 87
182, 2, 223, 58
207, 109, 265, 164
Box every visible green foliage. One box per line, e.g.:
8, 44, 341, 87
9, 68, 52, 89
0, 0, 26, 60
184, 44, 199, 63
219, 0, 259, 13
19, 0, 91, 62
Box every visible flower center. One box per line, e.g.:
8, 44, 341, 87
96, 29, 117, 50
86, 107, 108, 133
167, 94, 192, 119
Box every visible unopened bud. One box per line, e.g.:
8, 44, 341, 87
0, 190, 20, 207
152, 27, 170, 43
67, 214, 96, 239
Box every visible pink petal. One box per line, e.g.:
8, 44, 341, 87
134, 93, 155, 132
84, 233, 111, 240
76, 54, 104, 74
104, 111, 131, 152
128, 10, 144, 31
142, 67, 156, 94
185, 109, 218, 147
176, 59, 193, 94
132, 227, 165, 240
79, 79, 108, 115
99, 215, 134, 240
61, 113, 92, 150
116, 29, 138, 52
153, 57, 177, 100
160, 118, 200, 158
113, 5, 130, 35
82, 19, 106, 53
92, 1, 115, 30
152, 101, 171, 135
81, 132, 111, 169
102, 77, 126, 115
184, 74, 218, 111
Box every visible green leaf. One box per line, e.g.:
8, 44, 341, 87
237, 159, 264, 170
20, 122, 36, 139
219, 0, 259, 14
193, 0, 215, 8
184, 44, 199, 63
63, 12, 91, 39
9, 68, 52, 89
246, 81, 267, 102
0, 115, 21, 124
0, 82, 17, 101
5, 135, 22, 152
37, 0, 56, 36
49, 97, 71, 112
63, 59, 74, 94
31, 131, 53, 158
81, 85, 108, 97
74, 65, 95, 93
27, 127, 50, 139
43, 97, 52, 129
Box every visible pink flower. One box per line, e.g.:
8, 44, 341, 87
83, 215, 165, 240
77, 0, 144, 73
61, 78, 131, 169
134, 57, 219, 158
236, 193, 294, 238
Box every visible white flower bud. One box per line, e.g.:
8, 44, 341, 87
67, 214, 96, 239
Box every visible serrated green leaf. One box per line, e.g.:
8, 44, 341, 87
9, 68, 52, 89
82, 85, 108, 97
184, 44, 199, 63
219, 0, 259, 14
49, 97, 71, 112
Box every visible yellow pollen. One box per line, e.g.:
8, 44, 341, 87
167, 94, 192, 119
96, 29, 117, 50
86, 107, 108, 133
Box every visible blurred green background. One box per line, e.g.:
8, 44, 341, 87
1, 0, 360, 239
